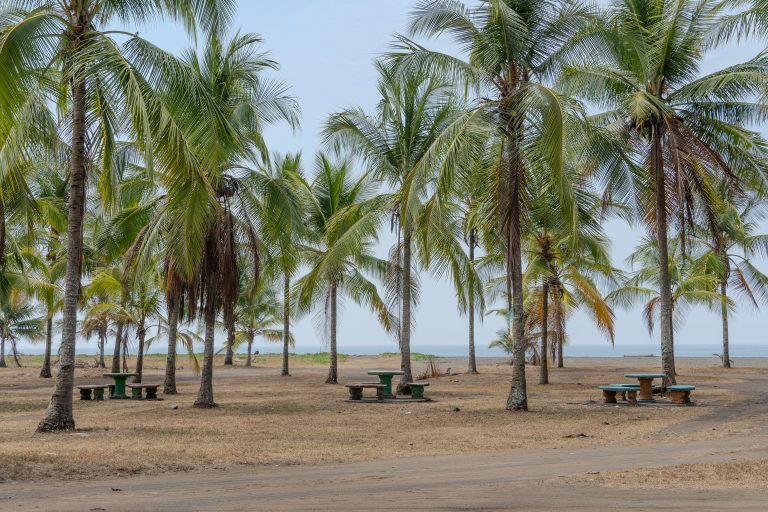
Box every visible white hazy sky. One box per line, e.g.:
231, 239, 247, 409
20, 1, 768, 356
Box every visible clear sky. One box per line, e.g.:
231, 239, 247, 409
20, 1, 768, 356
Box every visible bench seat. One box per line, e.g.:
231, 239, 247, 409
667, 385, 695, 404
76, 385, 108, 401
345, 383, 385, 400
404, 382, 430, 399
599, 385, 638, 404
126, 384, 161, 400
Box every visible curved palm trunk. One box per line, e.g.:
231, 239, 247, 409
37, 68, 87, 432
194, 308, 217, 407
134, 316, 146, 383
720, 280, 731, 368
282, 274, 291, 376
326, 283, 338, 384
245, 331, 254, 367
653, 128, 676, 384
467, 231, 478, 374
11, 339, 21, 367
506, 128, 528, 411
40, 316, 53, 377
539, 281, 549, 385
164, 298, 179, 394
121, 330, 129, 372
224, 323, 234, 365
111, 321, 123, 373
0, 334, 6, 368
397, 229, 414, 394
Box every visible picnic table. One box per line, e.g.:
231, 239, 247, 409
624, 373, 666, 401
367, 370, 403, 398
103, 373, 139, 399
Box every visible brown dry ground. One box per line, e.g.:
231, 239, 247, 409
2, 354, 768, 510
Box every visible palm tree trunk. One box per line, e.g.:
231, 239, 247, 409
0, 334, 6, 368
40, 316, 53, 378
467, 230, 478, 374
164, 298, 179, 394
397, 229, 414, 394
98, 327, 106, 369
282, 274, 291, 376
540, 280, 549, 385
12, 339, 21, 367
326, 283, 339, 384
720, 280, 731, 368
245, 332, 254, 367
506, 129, 528, 411
37, 65, 88, 432
134, 315, 146, 383
194, 308, 217, 408
111, 321, 123, 373
652, 127, 676, 384
121, 330, 129, 372
224, 322, 234, 365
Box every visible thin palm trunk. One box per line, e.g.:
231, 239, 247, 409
37, 66, 87, 432
97, 325, 106, 369
540, 280, 549, 385
121, 330, 129, 372
467, 230, 478, 374
0, 334, 6, 368
506, 127, 528, 411
397, 229, 414, 394
164, 298, 179, 394
720, 280, 731, 368
194, 308, 217, 407
134, 315, 146, 383
556, 286, 564, 368
653, 127, 677, 384
111, 292, 127, 374
281, 274, 290, 376
224, 322, 234, 365
245, 331, 254, 367
326, 282, 338, 384
40, 316, 53, 377
11, 339, 21, 367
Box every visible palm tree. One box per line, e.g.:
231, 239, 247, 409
324, 62, 481, 393
562, 0, 768, 383
0, 287, 45, 368
0, 0, 234, 432
296, 154, 394, 384
395, 0, 596, 409
608, 237, 726, 353
233, 278, 287, 367
695, 191, 768, 367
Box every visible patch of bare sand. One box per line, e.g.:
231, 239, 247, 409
0, 354, 764, 484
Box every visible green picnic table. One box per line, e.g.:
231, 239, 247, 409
367, 370, 403, 397
624, 373, 667, 401
103, 373, 139, 399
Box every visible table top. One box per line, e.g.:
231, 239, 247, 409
367, 370, 404, 376
102, 373, 139, 378
625, 373, 666, 379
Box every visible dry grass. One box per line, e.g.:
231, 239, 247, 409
0, 354, 757, 483
574, 459, 768, 490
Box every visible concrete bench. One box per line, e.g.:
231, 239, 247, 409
126, 384, 161, 400
404, 382, 430, 399
345, 383, 385, 400
600, 384, 640, 404
668, 385, 695, 404
76, 385, 108, 401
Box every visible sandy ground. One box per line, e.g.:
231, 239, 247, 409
1, 354, 767, 510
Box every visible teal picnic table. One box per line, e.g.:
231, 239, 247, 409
624, 373, 667, 401
103, 373, 138, 399
367, 370, 403, 398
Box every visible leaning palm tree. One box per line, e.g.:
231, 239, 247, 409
562, 0, 768, 383
394, 0, 597, 408
324, 61, 481, 392
0, 287, 45, 368
694, 190, 768, 367
0, 0, 235, 432
232, 277, 287, 367
296, 154, 394, 384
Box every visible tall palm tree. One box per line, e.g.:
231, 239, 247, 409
0, 0, 234, 432
395, 0, 596, 408
695, 191, 768, 367
325, 62, 481, 393
562, 0, 768, 383
296, 154, 394, 384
